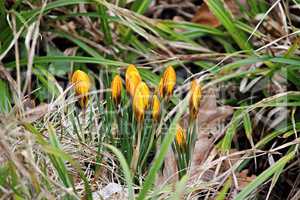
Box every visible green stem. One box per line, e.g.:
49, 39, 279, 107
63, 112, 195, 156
140, 123, 156, 168
130, 123, 142, 174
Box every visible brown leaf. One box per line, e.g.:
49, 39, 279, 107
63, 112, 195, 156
222, 149, 242, 171
237, 169, 256, 189
192, 3, 220, 28
157, 148, 178, 187
188, 87, 234, 182
192, 0, 242, 27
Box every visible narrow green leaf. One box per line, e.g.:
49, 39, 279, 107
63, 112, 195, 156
221, 110, 242, 151
104, 144, 134, 200
48, 125, 74, 189
243, 111, 253, 142
123, 0, 153, 42
137, 96, 189, 200
98, 5, 113, 44
54, 31, 104, 58
0, 79, 11, 113
6, 56, 128, 68
215, 177, 232, 200
205, 0, 252, 50
234, 150, 295, 200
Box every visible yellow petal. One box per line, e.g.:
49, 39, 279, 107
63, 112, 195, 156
71, 70, 91, 109
158, 78, 164, 98
125, 64, 141, 97
152, 95, 160, 122
71, 70, 90, 86
162, 66, 176, 97
176, 124, 186, 147
189, 80, 202, 120
133, 82, 150, 122
111, 75, 123, 105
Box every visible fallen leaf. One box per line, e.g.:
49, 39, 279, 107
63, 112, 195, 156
192, 0, 242, 27
237, 169, 256, 189
157, 147, 178, 187
188, 87, 234, 182
192, 2, 220, 27
222, 149, 242, 171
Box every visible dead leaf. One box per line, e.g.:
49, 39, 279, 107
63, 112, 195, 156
237, 169, 256, 189
192, 2, 220, 27
157, 148, 178, 187
223, 149, 242, 171
192, 0, 242, 27
188, 87, 234, 182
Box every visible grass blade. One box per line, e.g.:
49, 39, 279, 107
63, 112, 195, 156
104, 144, 134, 200
205, 0, 252, 50
234, 150, 296, 200
137, 97, 189, 200
98, 5, 113, 45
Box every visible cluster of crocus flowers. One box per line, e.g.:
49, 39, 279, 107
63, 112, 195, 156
110, 65, 158, 124
158, 66, 176, 99
108, 64, 204, 175
189, 79, 202, 121
71, 70, 91, 109
107, 64, 204, 177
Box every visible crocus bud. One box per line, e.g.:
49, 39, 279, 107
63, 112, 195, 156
189, 80, 201, 121
152, 95, 160, 122
133, 82, 150, 123
111, 75, 123, 105
158, 78, 164, 97
176, 124, 186, 147
160, 66, 176, 98
125, 64, 141, 98
71, 70, 91, 108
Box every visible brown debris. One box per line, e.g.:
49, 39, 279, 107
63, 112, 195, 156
192, 0, 242, 27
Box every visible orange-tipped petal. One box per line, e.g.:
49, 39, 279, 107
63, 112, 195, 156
152, 95, 160, 122
158, 78, 164, 98
162, 66, 176, 97
71, 70, 91, 109
189, 80, 202, 120
111, 75, 123, 105
125, 64, 141, 97
176, 124, 186, 147
133, 82, 150, 123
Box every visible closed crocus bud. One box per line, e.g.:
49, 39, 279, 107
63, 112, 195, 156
158, 78, 164, 97
176, 124, 186, 147
152, 95, 160, 122
125, 64, 141, 97
133, 82, 150, 123
71, 70, 90, 85
189, 80, 202, 121
161, 66, 176, 98
71, 70, 91, 108
111, 75, 123, 105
